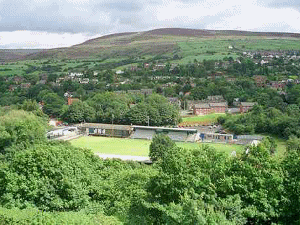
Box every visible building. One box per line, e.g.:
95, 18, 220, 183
199, 132, 233, 143
79, 123, 133, 138
253, 75, 267, 87
240, 102, 257, 113
131, 126, 198, 142
193, 102, 227, 115
235, 135, 264, 145
269, 81, 286, 90
193, 103, 211, 115
209, 102, 227, 113
140, 89, 153, 96
67, 97, 80, 105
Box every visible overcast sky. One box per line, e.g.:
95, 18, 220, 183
0, 0, 300, 49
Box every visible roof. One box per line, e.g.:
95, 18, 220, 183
240, 102, 257, 107
209, 102, 227, 107
236, 135, 264, 140
132, 125, 197, 133
194, 103, 210, 109
79, 123, 132, 130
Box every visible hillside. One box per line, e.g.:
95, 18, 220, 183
2, 28, 300, 62
0, 49, 43, 62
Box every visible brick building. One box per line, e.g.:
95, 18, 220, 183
67, 97, 80, 105
253, 75, 267, 87
209, 102, 227, 113
193, 103, 211, 115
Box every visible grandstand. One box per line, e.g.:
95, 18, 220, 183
78, 123, 133, 138
199, 132, 233, 143
235, 135, 264, 145
131, 126, 197, 142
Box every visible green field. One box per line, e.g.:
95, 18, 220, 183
70, 136, 245, 156
181, 113, 224, 125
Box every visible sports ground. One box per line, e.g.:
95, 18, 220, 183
70, 136, 245, 156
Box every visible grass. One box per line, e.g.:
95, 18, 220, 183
180, 113, 224, 125
70, 136, 245, 156
71, 136, 151, 156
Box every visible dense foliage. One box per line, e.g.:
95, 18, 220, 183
219, 104, 300, 139
1, 111, 300, 224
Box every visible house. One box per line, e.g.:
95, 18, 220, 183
127, 90, 141, 95
193, 103, 211, 115
14, 76, 24, 84
20, 83, 31, 89
141, 89, 153, 96
91, 79, 99, 84
209, 102, 227, 113
67, 97, 80, 105
153, 64, 166, 71
8, 85, 18, 92
115, 70, 124, 75
193, 102, 228, 115
79, 78, 89, 84
253, 75, 267, 87
240, 102, 257, 113
56, 77, 65, 83
269, 81, 285, 90
38, 80, 47, 85
69, 72, 83, 78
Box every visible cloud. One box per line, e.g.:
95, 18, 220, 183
0, 0, 300, 48
0, 31, 98, 49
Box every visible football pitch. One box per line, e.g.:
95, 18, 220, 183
70, 136, 245, 156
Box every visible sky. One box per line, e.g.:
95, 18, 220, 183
0, 0, 300, 49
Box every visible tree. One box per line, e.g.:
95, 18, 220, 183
87, 92, 130, 123
62, 100, 96, 123
41, 93, 65, 117
0, 110, 47, 152
0, 142, 102, 211
281, 137, 300, 224
149, 134, 176, 162
191, 86, 208, 100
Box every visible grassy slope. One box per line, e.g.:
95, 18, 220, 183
2, 30, 300, 76
70, 136, 245, 156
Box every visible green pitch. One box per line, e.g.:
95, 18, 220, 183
70, 136, 245, 156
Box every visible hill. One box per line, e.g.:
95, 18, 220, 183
2, 28, 300, 62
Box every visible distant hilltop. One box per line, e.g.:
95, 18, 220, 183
2, 28, 300, 61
